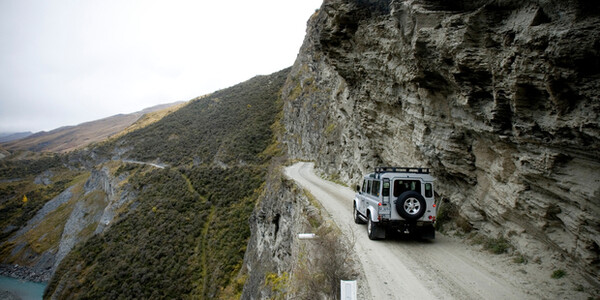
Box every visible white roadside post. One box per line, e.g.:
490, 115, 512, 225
340, 280, 357, 300
298, 233, 317, 240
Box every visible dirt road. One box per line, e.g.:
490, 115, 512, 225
285, 162, 542, 300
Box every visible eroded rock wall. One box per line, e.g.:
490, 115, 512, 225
282, 0, 600, 281
241, 169, 321, 299
0, 165, 135, 282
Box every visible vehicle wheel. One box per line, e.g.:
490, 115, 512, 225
367, 213, 381, 240
354, 203, 365, 224
396, 191, 426, 220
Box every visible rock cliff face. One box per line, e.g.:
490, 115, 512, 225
241, 171, 313, 299
282, 0, 599, 281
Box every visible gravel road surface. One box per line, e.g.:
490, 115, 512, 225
285, 162, 540, 300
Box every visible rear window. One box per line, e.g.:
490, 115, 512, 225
393, 180, 421, 197
425, 183, 433, 198
382, 179, 390, 197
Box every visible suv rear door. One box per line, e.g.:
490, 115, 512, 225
391, 178, 423, 219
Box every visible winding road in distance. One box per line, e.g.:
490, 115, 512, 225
285, 162, 536, 300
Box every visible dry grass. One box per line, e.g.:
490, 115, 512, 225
110, 101, 188, 139
2, 102, 184, 153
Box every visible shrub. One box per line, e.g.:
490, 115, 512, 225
435, 200, 473, 233
291, 224, 358, 300
471, 234, 511, 254
484, 237, 510, 254
264, 272, 289, 299
513, 254, 527, 264
551, 269, 566, 279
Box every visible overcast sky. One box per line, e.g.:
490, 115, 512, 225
0, 0, 322, 133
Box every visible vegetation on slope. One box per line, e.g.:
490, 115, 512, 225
48, 166, 262, 298
98, 70, 287, 167
0, 154, 84, 243
45, 68, 290, 299
109, 101, 189, 140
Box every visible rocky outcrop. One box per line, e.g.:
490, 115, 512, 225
34, 170, 53, 185
0, 290, 19, 300
282, 0, 599, 283
241, 170, 320, 299
2, 186, 76, 282
0, 164, 136, 282
52, 168, 112, 272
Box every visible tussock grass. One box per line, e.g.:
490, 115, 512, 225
471, 234, 511, 255
551, 269, 567, 279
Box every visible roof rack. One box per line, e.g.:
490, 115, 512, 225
375, 167, 430, 174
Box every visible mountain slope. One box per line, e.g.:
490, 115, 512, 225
43, 68, 290, 298
99, 73, 285, 167
0, 132, 33, 143
1, 102, 182, 153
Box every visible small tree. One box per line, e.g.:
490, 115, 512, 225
22, 195, 28, 204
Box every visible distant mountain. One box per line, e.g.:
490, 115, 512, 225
1, 102, 183, 153
0, 132, 33, 143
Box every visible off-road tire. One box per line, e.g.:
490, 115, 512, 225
367, 212, 382, 240
396, 191, 426, 220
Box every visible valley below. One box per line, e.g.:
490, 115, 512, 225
0, 275, 46, 300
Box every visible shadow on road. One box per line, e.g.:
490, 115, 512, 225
385, 231, 436, 244
356, 224, 437, 244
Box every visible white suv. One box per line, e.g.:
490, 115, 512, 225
354, 167, 436, 240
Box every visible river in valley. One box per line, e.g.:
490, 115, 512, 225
0, 276, 46, 300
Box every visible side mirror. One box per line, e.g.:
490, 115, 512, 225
356, 185, 361, 193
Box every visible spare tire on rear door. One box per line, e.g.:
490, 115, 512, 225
396, 191, 426, 220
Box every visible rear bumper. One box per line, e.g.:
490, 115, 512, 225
379, 219, 435, 229
381, 220, 436, 239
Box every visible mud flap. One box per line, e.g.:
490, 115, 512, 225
375, 224, 387, 239
367, 217, 387, 240
418, 225, 435, 239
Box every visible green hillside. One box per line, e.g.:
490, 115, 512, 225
45, 68, 290, 299
100, 70, 287, 166
0, 153, 84, 242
